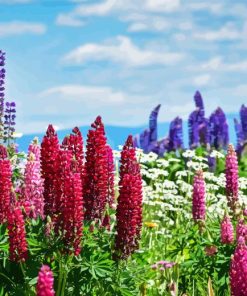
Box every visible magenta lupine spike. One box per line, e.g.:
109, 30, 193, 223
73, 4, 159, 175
236, 219, 247, 242
226, 144, 239, 211
36, 265, 55, 296
192, 170, 206, 221
22, 145, 44, 219
230, 236, 247, 296
220, 216, 234, 244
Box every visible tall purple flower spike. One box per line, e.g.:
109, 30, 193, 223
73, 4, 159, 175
4, 101, 16, 142
234, 118, 244, 156
188, 91, 208, 148
0, 50, 6, 138
166, 117, 183, 152
209, 107, 229, 150
149, 104, 161, 142
240, 104, 247, 140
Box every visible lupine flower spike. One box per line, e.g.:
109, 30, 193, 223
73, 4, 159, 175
220, 216, 234, 244
37, 265, 55, 296
7, 206, 28, 262
230, 236, 247, 296
192, 170, 206, 222
115, 135, 143, 259
225, 144, 239, 213
83, 116, 108, 222
0, 145, 12, 223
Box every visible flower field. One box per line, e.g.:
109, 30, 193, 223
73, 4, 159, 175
1, 50, 247, 296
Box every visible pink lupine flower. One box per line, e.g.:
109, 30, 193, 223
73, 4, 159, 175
0, 145, 12, 223
236, 219, 247, 242
22, 139, 44, 219
7, 206, 28, 262
221, 216, 234, 244
226, 144, 239, 211
230, 236, 247, 296
36, 265, 55, 296
243, 209, 247, 216
106, 145, 115, 208
192, 170, 206, 221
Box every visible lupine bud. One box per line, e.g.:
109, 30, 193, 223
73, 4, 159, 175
41, 125, 59, 218
4, 102, 16, 142
230, 236, 247, 296
226, 144, 238, 211
240, 104, 247, 140
115, 135, 143, 259
83, 116, 108, 222
0, 145, 12, 223
221, 216, 234, 244
192, 170, 206, 221
7, 206, 28, 262
37, 265, 55, 296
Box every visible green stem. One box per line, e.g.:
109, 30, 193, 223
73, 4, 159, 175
57, 258, 63, 296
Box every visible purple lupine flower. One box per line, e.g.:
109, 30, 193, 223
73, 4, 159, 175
188, 91, 208, 148
209, 107, 229, 150
240, 104, 247, 140
207, 154, 216, 172
133, 135, 139, 148
230, 236, 247, 296
167, 117, 183, 151
0, 50, 6, 138
225, 144, 238, 211
149, 104, 161, 142
234, 118, 244, 156
139, 129, 150, 153
4, 101, 16, 143
220, 216, 234, 244
192, 170, 206, 221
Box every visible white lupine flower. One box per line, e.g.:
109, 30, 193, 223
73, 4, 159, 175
113, 150, 121, 158
182, 150, 195, 158
206, 184, 220, 191
187, 160, 208, 170
210, 150, 225, 159
239, 177, 247, 190
163, 180, 177, 189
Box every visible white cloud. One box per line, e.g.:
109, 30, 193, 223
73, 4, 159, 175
193, 23, 241, 41
144, 0, 180, 12
0, 21, 46, 37
128, 17, 170, 32
63, 36, 184, 67
40, 84, 126, 104
195, 56, 247, 72
56, 14, 85, 27
193, 74, 211, 86
187, 2, 223, 14
56, 0, 181, 31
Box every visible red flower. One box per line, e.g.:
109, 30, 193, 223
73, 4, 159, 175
7, 206, 28, 262
83, 116, 108, 221
41, 125, 60, 218
106, 145, 115, 208
37, 265, 55, 296
56, 150, 83, 255
62, 126, 84, 183
115, 135, 143, 259
0, 145, 12, 223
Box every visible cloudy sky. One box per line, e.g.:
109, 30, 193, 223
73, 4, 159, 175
1, 0, 247, 134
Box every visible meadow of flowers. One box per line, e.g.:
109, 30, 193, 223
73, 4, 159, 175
1, 51, 247, 296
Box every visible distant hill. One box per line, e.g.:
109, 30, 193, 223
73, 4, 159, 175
16, 113, 238, 152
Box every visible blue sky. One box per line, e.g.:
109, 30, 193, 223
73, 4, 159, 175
1, 0, 247, 135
